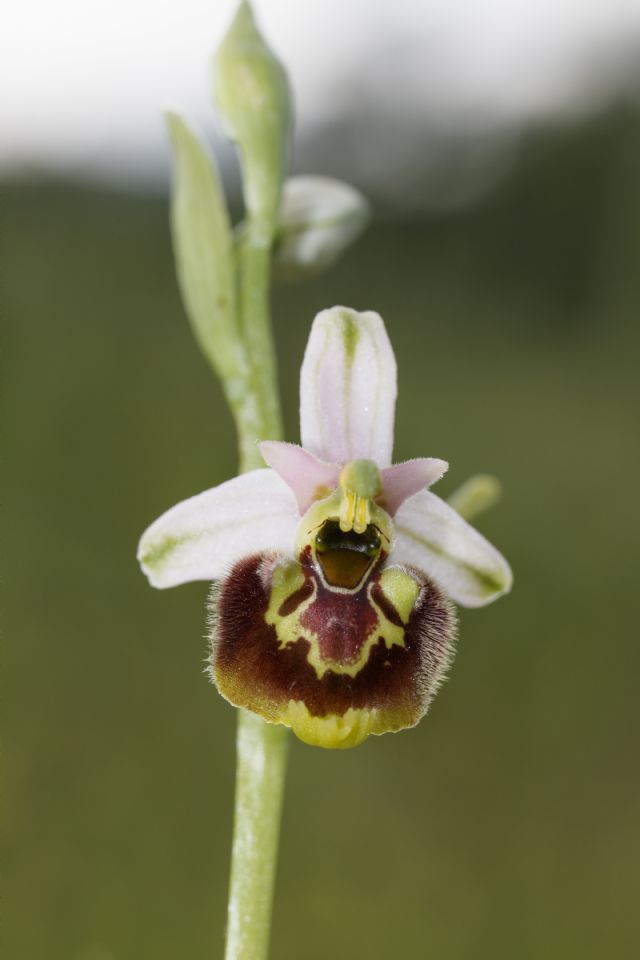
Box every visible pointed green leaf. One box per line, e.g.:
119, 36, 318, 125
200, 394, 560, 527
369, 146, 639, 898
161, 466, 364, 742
166, 111, 246, 385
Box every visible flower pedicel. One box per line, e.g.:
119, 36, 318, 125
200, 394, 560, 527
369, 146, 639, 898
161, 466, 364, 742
138, 307, 512, 748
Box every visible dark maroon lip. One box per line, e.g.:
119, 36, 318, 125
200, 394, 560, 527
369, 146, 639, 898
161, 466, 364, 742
209, 552, 456, 731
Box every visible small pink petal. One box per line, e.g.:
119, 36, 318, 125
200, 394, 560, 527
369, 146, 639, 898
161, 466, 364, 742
380, 458, 448, 515
259, 441, 340, 515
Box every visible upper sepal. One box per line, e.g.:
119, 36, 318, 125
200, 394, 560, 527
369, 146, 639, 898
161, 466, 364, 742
300, 307, 397, 468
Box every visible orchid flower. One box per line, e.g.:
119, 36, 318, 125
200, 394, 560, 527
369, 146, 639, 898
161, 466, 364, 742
138, 307, 512, 748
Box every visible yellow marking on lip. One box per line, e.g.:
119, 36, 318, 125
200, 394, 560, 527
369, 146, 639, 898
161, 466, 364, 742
265, 560, 420, 681
378, 566, 422, 623
276, 697, 420, 749
278, 701, 379, 749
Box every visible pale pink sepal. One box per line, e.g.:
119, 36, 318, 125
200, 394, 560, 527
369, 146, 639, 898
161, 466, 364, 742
259, 441, 340, 514
300, 307, 397, 468
380, 458, 449, 515
392, 490, 513, 608
137, 469, 299, 589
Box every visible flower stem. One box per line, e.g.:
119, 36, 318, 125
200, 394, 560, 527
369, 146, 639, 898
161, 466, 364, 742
224, 216, 287, 960
238, 222, 283, 449
224, 711, 289, 960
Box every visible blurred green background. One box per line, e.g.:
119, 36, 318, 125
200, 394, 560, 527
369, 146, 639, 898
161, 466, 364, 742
4, 104, 640, 960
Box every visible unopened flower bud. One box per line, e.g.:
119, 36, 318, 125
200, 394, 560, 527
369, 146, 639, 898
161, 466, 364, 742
274, 176, 370, 279
214, 1, 291, 234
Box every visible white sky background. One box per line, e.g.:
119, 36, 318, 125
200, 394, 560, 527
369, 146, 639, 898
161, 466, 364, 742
2, 0, 640, 188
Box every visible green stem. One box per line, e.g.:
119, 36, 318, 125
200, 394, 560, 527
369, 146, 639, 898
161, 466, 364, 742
224, 215, 287, 960
238, 223, 283, 449
224, 712, 289, 960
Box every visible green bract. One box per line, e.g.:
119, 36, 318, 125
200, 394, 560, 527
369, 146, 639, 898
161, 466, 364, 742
166, 112, 246, 388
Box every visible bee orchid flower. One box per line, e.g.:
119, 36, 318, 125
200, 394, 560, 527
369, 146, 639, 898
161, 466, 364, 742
138, 307, 512, 748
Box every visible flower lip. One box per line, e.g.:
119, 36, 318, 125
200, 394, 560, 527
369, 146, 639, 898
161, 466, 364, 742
210, 550, 457, 749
